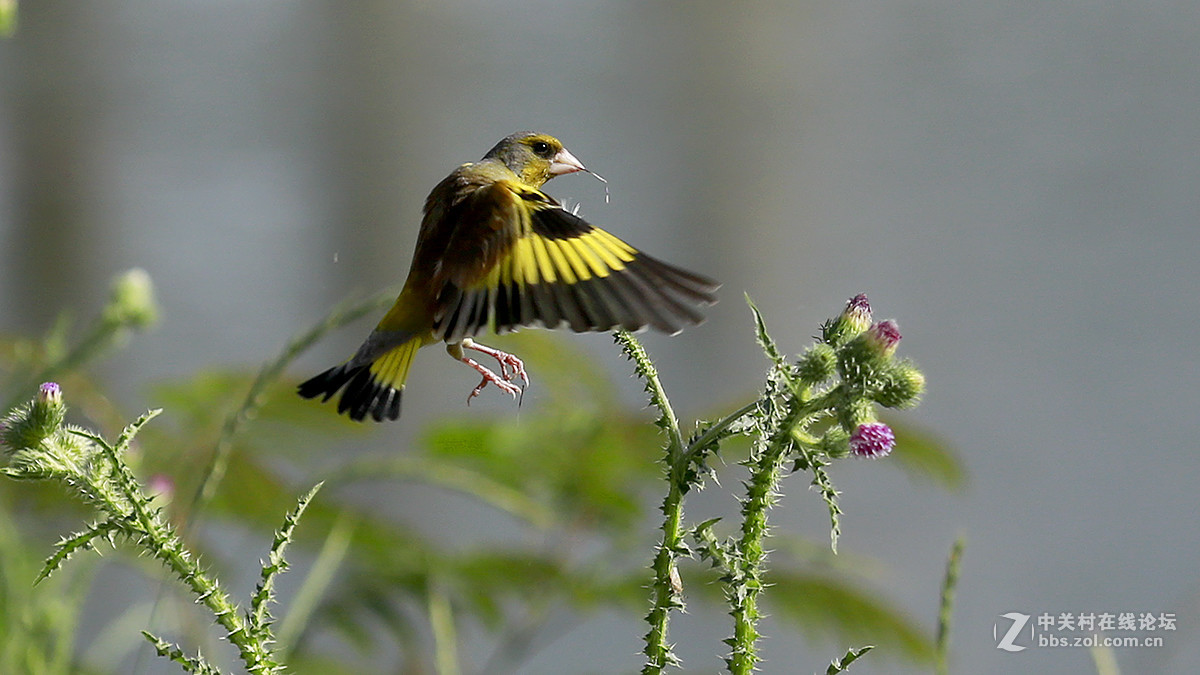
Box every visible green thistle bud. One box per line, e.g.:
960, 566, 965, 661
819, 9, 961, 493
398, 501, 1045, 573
874, 360, 926, 408
822, 294, 872, 346
2, 383, 67, 453
795, 343, 836, 383
837, 397, 877, 433
104, 268, 158, 329
837, 319, 902, 390
30, 382, 66, 438
819, 426, 851, 459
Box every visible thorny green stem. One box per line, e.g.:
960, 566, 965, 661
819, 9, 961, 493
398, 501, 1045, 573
935, 537, 966, 675
727, 387, 840, 673
614, 332, 689, 675
728, 400, 803, 673
681, 400, 757, 470
87, 419, 268, 672
643, 476, 686, 674
130, 289, 399, 674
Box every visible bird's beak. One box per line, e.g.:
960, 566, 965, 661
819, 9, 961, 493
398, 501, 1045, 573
549, 148, 586, 176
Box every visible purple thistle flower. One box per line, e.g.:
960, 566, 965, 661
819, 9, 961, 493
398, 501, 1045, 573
866, 320, 902, 356
846, 293, 871, 316
850, 422, 895, 458
38, 382, 62, 406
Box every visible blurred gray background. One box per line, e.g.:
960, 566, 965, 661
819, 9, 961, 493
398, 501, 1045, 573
3, 2, 1199, 673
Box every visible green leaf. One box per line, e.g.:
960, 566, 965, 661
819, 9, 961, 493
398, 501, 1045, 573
883, 418, 964, 491
36, 519, 120, 585
418, 409, 660, 533
826, 644, 874, 674
249, 483, 323, 638
141, 631, 223, 675
745, 293, 785, 368
276, 512, 356, 660
806, 456, 842, 553
328, 453, 554, 529
766, 572, 935, 664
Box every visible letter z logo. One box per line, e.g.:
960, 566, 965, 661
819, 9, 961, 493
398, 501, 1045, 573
995, 612, 1031, 652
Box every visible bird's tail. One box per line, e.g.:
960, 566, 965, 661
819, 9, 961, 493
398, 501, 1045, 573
297, 336, 422, 422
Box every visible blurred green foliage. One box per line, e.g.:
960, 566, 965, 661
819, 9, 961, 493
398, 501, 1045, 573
0, 0, 15, 38
0, 272, 962, 673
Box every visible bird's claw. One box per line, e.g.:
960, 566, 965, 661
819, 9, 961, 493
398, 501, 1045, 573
458, 338, 530, 396
491, 352, 529, 388
464, 358, 523, 404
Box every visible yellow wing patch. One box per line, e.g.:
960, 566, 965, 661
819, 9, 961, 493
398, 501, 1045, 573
432, 200, 717, 340
506, 227, 637, 287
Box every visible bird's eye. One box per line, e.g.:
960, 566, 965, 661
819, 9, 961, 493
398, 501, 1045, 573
530, 141, 553, 158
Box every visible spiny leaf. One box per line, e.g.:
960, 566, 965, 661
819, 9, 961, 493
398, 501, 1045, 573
64, 427, 109, 451
142, 631, 224, 675
825, 644, 874, 674
806, 455, 842, 553
114, 408, 163, 454
691, 518, 733, 573
682, 405, 754, 473
36, 518, 121, 584
250, 482, 323, 637
745, 293, 785, 368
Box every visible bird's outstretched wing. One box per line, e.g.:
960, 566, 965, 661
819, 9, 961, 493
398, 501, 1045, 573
431, 181, 719, 343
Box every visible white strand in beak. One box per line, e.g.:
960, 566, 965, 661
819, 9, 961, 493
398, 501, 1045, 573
549, 148, 586, 176
583, 169, 609, 204
551, 147, 609, 204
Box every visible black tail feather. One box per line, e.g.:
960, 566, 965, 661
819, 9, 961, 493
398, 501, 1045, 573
298, 364, 402, 422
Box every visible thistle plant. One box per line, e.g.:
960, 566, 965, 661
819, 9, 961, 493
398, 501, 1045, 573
2, 276, 948, 674
627, 294, 926, 674
0, 383, 320, 675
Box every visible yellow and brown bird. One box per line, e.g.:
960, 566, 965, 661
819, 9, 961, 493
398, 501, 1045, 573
298, 132, 719, 421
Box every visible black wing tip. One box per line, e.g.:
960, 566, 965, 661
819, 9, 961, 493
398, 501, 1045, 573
635, 255, 721, 302
298, 364, 402, 422
615, 256, 720, 333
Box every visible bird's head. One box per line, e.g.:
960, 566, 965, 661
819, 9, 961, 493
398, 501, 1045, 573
483, 132, 586, 188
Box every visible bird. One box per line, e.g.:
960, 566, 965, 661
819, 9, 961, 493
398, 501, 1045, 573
298, 132, 719, 422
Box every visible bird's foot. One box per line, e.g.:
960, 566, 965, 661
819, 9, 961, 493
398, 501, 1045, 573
461, 338, 530, 388
463, 358, 523, 404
